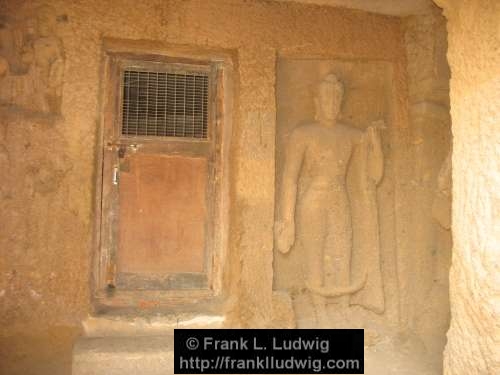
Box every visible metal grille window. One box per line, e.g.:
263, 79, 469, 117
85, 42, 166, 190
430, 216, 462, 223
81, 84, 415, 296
121, 69, 209, 138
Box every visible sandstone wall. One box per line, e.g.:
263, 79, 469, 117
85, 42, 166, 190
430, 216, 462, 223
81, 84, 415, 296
402, 8, 452, 363
0, 3, 489, 375
0, 1, 408, 372
434, 0, 500, 374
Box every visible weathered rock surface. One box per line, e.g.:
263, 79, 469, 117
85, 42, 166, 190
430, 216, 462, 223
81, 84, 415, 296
434, 0, 500, 374
73, 336, 174, 375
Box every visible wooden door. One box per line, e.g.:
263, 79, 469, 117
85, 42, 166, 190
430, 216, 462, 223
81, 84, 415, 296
99, 58, 217, 294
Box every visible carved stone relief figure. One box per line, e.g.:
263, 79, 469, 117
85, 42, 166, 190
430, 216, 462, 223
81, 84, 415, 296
275, 73, 385, 326
0, 5, 65, 114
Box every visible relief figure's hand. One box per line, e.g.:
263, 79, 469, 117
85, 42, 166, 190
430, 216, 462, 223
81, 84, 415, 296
274, 219, 295, 254
366, 120, 385, 144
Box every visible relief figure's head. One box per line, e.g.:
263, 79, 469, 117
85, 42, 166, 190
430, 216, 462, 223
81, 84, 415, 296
35, 5, 58, 38
314, 73, 344, 124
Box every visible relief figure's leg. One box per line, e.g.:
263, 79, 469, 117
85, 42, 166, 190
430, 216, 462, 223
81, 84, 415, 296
298, 195, 329, 326
325, 190, 353, 307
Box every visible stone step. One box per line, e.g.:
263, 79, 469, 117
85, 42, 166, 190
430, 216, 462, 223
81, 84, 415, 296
82, 313, 225, 337
73, 312, 226, 374
73, 335, 175, 375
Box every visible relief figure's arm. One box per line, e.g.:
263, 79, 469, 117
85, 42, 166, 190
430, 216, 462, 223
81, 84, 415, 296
275, 131, 306, 253
48, 39, 65, 89
366, 121, 384, 185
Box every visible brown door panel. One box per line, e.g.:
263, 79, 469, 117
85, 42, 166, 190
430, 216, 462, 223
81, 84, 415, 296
117, 153, 208, 276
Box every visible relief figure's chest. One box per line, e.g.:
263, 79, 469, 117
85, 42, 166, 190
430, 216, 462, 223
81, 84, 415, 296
304, 136, 353, 173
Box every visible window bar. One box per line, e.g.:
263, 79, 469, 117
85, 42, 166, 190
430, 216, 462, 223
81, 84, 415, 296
164, 73, 169, 135
182, 73, 186, 137
145, 72, 150, 136
199, 75, 202, 138
135, 71, 140, 136
154, 71, 158, 136
173, 73, 177, 136
190, 75, 197, 137
123, 71, 128, 134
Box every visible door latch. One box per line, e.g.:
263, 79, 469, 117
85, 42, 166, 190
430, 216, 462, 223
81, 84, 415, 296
112, 166, 119, 185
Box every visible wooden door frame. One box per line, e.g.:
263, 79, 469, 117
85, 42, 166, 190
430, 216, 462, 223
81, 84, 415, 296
92, 39, 234, 311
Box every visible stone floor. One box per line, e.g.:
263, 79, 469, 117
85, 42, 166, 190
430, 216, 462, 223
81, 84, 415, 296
1, 309, 441, 375
0, 326, 79, 375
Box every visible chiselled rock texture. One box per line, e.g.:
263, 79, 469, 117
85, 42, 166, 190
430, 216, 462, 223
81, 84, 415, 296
0, 1, 408, 373
279, 0, 434, 17
8, 0, 497, 374
73, 336, 175, 375
434, 0, 500, 374
402, 8, 452, 366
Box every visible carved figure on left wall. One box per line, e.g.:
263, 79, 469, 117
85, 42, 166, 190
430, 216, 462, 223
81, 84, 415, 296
275, 73, 386, 326
0, 5, 65, 114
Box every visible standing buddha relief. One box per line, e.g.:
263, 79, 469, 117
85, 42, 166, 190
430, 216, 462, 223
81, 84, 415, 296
275, 73, 386, 326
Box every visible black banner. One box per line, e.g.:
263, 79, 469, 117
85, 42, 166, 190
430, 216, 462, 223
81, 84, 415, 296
174, 329, 364, 374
